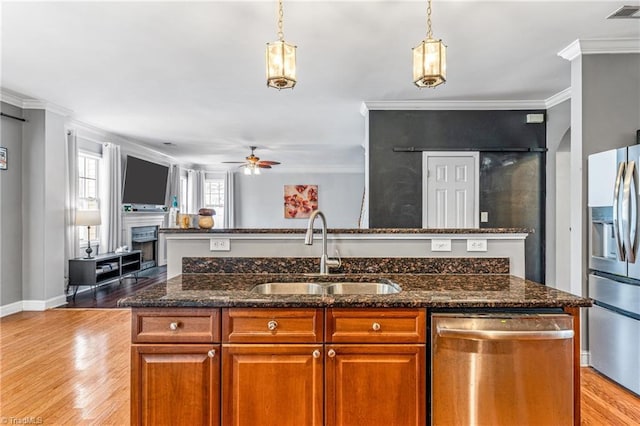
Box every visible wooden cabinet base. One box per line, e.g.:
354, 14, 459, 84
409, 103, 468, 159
222, 344, 324, 426
131, 344, 220, 426
326, 344, 426, 426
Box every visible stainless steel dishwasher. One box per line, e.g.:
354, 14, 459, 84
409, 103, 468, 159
431, 313, 574, 426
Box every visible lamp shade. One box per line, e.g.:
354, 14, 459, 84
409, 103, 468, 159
76, 209, 101, 226
412, 37, 447, 88
266, 40, 297, 89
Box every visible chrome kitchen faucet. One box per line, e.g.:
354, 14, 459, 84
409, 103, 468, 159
304, 210, 341, 274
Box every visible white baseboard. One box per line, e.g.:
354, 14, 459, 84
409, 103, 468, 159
2, 294, 69, 316
0, 301, 24, 318
581, 350, 590, 367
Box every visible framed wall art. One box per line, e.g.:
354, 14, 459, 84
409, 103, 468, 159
284, 185, 318, 218
0, 147, 7, 171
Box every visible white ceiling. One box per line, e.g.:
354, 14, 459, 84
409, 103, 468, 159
2, 1, 639, 170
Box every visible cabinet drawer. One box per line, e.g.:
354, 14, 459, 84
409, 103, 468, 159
132, 308, 221, 343
326, 308, 426, 343
223, 308, 323, 343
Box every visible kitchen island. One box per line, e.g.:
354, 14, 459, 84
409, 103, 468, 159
119, 259, 590, 426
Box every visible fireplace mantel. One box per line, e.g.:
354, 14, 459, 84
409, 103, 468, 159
122, 212, 167, 266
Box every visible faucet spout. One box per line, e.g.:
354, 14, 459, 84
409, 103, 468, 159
304, 210, 340, 274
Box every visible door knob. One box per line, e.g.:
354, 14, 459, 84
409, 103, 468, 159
372, 322, 381, 331
312, 350, 321, 359
327, 349, 336, 358
169, 322, 179, 331
267, 320, 278, 331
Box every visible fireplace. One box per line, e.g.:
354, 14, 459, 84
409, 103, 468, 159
131, 226, 158, 270
122, 212, 166, 267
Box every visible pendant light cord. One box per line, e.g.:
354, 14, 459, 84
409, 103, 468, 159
277, 0, 284, 41
426, 0, 433, 39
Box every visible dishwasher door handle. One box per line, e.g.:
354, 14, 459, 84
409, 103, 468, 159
436, 327, 574, 341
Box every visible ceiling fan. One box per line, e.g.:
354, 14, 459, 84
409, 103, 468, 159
222, 146, 280, 175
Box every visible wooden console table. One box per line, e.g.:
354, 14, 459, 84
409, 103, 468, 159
68, 250, 142, 299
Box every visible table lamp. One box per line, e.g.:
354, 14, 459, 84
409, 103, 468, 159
76, 209, 101, 259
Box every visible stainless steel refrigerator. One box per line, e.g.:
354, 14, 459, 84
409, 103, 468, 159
588, 145, 640, 396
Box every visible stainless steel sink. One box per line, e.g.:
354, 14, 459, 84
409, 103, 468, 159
250, 282, 325, 295
249, 280, 401, 295
325, 282, 401, 295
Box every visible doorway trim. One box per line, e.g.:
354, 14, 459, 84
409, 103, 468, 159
422, 151, 480, 228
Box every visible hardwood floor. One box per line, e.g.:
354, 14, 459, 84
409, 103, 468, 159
65, 266, 167, 308
2, 308, 638, 425
0, 309, 130, 424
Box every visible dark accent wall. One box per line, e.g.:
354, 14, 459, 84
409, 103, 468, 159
369, 110, 546, 283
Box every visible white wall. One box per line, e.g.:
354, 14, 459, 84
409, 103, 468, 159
545, 99, 571, 289
235, 172, 365, 228
556, 149, 571, 292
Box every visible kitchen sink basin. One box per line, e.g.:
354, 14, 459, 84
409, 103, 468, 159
250, 282, 325, 295
250, 280, 401, 295
325, 282, 401, 295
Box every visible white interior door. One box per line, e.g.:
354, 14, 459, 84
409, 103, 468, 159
423, 152, 479, 228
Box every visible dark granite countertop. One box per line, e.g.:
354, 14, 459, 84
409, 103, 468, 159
160, 228, 531, 235
117, 273, 590, 309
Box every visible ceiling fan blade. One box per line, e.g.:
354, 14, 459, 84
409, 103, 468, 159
258, 161, 280, 166
257, 164, 272, 169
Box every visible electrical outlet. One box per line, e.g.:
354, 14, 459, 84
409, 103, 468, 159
210, 238, 230, 251
467, 239, 488, 252
431, 239, 452, 252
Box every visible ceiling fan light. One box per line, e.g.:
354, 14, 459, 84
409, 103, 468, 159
266, 40, 297, 89
413, 38, 446, 88
244, 166, 252, 175
253, 166, 261, 175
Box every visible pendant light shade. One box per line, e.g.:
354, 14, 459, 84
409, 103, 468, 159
266, 40, 297, 89
413, 0, 446, 88
266, 0, 296, 90
413, 38, 446, 88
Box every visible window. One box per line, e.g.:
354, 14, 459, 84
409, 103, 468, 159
204, 178, 224, 228
179, 176, 188, 213
77, 153, 100, 246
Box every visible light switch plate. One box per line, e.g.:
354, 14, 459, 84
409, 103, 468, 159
467, 239, 488, 252
431, 239, 452, 252
480, 212, 489, 223
210, 238, 230, 251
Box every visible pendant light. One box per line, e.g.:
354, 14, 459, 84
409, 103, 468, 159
266, 0, 296, 89
412, 0, 446, 88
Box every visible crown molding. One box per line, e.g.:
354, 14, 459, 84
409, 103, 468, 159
558, 38, 640, 61
23, 99, 73, 116
0, 88, 73, 116
361, 99, 548, 113
234, 165, 364, 174
0, 89, 25, 109
544, 87, 571, 109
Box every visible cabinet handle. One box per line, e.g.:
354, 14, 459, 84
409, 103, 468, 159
169, 322, 180, 331
372, 322, 381, 331
327, 349, 336, 358
267, 320, 278, 331
208, 349, 216, 358
312, 350, 321, 359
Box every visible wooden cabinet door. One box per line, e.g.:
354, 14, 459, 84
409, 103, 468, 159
132, 344, 220, 426
326, 344, 426, 426
222, 344, 323, 426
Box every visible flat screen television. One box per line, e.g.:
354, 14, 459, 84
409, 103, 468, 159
122, 156, 169, 206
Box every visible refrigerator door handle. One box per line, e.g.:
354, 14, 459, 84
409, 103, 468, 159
624, 161, 637, 263
614, 161, 626, 261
